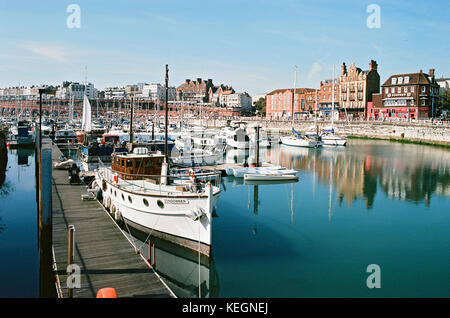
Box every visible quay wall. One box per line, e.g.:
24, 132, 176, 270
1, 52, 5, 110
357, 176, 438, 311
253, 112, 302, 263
187, 119, 450, 147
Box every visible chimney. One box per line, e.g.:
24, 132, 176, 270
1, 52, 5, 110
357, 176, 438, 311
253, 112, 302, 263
369, 60, 378, 71
429, 69, 435, 78
185, 79, 191, 84
341, 62, 347, 76
197, 78, 202, 83
419, 70, 423, 73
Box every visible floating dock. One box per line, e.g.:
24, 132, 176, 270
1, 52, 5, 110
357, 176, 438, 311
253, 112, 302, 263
51, 142, 174, 298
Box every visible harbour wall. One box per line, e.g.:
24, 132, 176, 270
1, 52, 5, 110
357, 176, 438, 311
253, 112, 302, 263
188, 119, 450, 147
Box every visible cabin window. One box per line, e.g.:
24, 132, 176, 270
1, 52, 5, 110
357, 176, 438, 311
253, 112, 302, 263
157, 200, 164, 209
128, 195, 133, 203
143, 198, 149, 207
121, 160, 125, 167
126, 160, 133, 168
114, 190, 117, 197
144, 159, 151, 168
121, 193, 125, 201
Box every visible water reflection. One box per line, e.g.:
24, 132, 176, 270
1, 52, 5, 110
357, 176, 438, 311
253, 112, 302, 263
128, 227, 220, 298
266, 140, 450, 209
0, 138, 8, 233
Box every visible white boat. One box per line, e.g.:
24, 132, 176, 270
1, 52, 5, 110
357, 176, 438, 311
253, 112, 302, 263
280, 134, 319, 148
95, 148, 221, 256
233, 167, 297, 178
226, 127, 249, 149
244, 174, 299, 182
321, 132, 347, 146
54, 159, 75, 170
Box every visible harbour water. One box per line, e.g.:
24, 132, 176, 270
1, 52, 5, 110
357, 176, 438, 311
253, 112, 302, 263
0, 140, 449, 297
0, 148, 38, 297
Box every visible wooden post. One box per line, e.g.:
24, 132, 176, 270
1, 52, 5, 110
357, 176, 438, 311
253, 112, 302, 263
67, 225, 75, 298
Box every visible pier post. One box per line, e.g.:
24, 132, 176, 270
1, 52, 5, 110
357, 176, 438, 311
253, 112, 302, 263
67, 225, 75, 298
39, 146, 55, 297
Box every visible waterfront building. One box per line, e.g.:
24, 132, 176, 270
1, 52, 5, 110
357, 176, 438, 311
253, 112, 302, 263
176, 78, 214, 102
436, 77, 450, 94
56, 82, 98, 100
208, 85, 235, 106
369, 69, 440, 120
141, 83, 176, 101
317, 79, 340, 119
339, 60, 380, 119
104, 86, 126, 99
265, 88, 317, 119
223, 92, 252, 111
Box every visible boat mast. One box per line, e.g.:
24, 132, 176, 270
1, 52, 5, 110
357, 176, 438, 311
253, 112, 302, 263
291, 66, 297, 128
331, 65, 335, 127
164, 64, 169, 166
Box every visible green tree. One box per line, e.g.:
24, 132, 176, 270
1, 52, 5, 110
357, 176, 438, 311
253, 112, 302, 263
437, 89, 450, 117
254, 97, 266, 115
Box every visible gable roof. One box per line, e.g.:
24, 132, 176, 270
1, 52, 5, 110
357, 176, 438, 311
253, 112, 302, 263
382, 72, 432, 86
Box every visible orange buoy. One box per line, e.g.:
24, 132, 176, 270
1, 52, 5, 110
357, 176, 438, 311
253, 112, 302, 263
96, 288, 118, 298
6, 142, 10, 148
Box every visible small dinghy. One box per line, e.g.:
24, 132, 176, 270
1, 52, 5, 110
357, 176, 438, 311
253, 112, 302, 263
54, 159, 75, 170
244, 173, 299, 182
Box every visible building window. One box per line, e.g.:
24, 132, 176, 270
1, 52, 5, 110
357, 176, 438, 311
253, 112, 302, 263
404, 77, 409, 84
391, 87, 395, 93
411, 86, 415, 93
398, 87, 401, 93
422, 86, 426, 93
392, 78, 397, 85
404, 87, 407, 93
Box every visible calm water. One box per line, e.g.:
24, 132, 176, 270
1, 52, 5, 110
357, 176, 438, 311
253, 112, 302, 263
0, 148, 38, 297
213, 140, 450, 297
1, 140, 449, 298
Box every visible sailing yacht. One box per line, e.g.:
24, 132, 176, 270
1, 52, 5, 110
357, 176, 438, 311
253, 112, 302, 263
280, 66, 320, 148
321, 65, 347, 146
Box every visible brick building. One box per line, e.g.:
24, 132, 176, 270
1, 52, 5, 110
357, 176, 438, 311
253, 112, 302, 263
369, 69, 440, 120
176, 78, 214, 102
265, 88, 317, 119
339, 60, 380, 119
318, 78, 339, 118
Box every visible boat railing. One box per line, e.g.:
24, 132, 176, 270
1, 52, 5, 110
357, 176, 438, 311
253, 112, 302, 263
97, 159, 221, 195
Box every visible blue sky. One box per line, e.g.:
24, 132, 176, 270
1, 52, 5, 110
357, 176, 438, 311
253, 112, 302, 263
0, 0, 448, 95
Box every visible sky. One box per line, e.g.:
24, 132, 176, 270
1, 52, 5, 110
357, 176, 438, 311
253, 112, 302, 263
0, 0, 449, 95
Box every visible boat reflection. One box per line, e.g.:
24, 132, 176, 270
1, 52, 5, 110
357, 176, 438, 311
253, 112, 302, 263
270, 140, 450, 208
128, 227, 220, 298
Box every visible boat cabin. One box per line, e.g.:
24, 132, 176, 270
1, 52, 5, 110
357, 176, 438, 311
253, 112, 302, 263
111, 147, 164, 180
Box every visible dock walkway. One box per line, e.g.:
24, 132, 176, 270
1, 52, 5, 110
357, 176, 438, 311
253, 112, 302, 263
51, 142, 173, 298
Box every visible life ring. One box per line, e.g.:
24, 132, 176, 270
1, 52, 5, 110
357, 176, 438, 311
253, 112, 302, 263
188, 169, 195, 178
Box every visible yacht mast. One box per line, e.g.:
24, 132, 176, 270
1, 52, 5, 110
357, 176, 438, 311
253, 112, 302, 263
331, 65, 335, 127
291, 66, 297, 127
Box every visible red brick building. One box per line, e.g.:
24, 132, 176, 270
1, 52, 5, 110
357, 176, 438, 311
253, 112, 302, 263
369, 69, 440, 120
265, 88, 317, 119
318, 78, 340, 118
176, 78, 214, 102
339, 60, 380, 119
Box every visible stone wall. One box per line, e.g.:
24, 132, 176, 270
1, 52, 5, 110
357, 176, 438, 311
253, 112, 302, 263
187, 118, 450, 146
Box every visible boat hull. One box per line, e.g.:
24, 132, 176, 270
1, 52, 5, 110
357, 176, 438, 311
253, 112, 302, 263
96, 170, 220, 256
280, 136, 318, 148
321, 136, 347, 146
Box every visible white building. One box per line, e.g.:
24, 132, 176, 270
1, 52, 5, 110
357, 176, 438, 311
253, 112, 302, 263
56, 82, 97, 99
141, 83, 176, 101
225, 92, 252, 110
436, 77, 450, 94
104, 87, 126, 99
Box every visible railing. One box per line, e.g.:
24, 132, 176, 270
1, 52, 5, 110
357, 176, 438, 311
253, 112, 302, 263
97, 159, 221, 196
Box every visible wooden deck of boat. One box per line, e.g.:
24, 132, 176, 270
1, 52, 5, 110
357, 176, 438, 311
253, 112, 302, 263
51, 142, 174, 298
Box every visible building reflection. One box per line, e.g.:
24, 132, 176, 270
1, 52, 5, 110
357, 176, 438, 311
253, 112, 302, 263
267, 142, 450, 209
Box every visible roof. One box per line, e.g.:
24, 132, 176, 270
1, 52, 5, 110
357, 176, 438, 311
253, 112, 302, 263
267, 88, 317, 95
382, 72, 434, 86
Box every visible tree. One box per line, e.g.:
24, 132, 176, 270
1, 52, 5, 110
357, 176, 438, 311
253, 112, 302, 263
254, 97, 266, 116
437, 89, 450, 117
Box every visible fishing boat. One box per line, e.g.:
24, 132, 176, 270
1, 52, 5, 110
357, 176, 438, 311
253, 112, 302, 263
94, 65, 221, 257
54, 129, 78, 147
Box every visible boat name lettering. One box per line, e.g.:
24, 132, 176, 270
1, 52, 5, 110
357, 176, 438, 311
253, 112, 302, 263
164, 199, 189, 205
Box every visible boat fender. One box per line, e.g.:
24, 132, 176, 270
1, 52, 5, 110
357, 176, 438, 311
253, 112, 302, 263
106, 197, 111, 210
189, 208, 205, 221
115, 208, 122, 223
96, 188, 103, 201
96, 288, 118, 298
111, 205, 116, 217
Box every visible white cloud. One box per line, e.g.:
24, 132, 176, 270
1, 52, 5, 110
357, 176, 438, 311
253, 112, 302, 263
20, 41, 70, 62
307, 61, 322, 79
